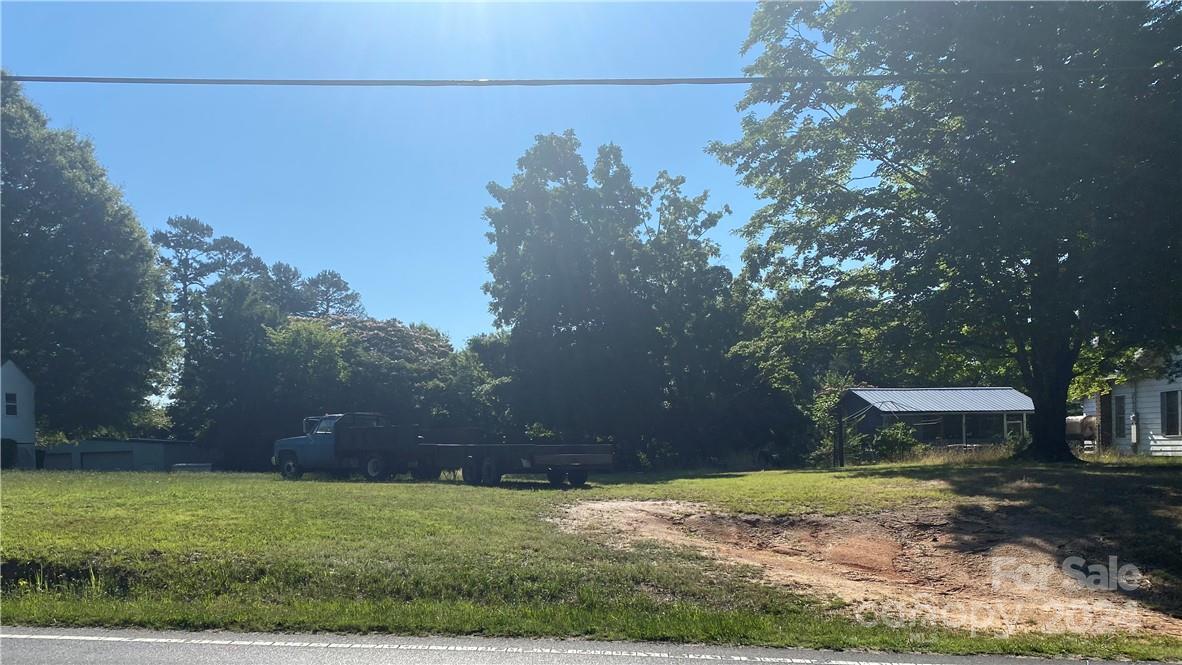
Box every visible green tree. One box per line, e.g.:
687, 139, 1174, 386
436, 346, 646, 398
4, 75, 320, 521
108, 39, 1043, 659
170, 277, 282, 462
261, 261, 312, 316
643, 173, 773, 462
485, 132, 807, 465
712, 2, 1181, 461
424, 349, 510, 435
1, 78, 173, 434
328, 316, 453, 426
303, 269, 365, 318
152, 216, 264, 358
264, 318, 351, 457
151, 216, 222, 358
484, 131, 663, 454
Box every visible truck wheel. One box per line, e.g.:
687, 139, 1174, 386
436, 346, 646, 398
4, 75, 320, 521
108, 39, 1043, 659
546, 470, 566, 488
567, 470, 589, 487
411, 464, 441, 481
480, 457, 502, 487
362, 455, 390, 482
461, 457, 482, 485
279, 453, 303, 480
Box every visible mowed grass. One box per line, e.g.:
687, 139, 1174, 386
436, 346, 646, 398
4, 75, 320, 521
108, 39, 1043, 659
2, 465, 1181, 660
591, 468, 955, 516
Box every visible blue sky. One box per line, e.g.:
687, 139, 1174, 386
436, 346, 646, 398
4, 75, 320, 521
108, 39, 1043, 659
2, 2, 764, 344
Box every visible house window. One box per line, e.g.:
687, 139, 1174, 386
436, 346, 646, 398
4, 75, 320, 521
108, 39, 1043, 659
4, 393, 16, 416
1162, 390, 1181, 437
1114, 396, 1127, 438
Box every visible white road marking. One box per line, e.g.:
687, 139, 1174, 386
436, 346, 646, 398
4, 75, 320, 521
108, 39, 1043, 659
0, 632, 959, 665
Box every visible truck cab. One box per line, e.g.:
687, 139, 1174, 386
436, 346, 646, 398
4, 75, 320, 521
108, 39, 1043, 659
274, 414, 339, 473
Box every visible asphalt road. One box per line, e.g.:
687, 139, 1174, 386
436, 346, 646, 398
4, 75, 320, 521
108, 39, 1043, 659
1, 626, 1170, 665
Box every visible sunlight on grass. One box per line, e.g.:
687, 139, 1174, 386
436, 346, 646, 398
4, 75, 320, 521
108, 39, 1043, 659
2, 467, 1180, 660
590, 468, 954, 516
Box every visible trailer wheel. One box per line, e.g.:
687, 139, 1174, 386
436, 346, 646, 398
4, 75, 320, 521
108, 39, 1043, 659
567, 470, 588, 487
461, 457, 482, 485
278, 453, 303, 480
480, 457, 502, 487
362, 455, 390, 481
412, 464, 441, 481
546, 470, 566, 488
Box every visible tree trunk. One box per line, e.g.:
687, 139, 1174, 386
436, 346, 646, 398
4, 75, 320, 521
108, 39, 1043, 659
1012, 246, 1083, 464
1017, 354, 1079, 463
1022, 382, 1077, 462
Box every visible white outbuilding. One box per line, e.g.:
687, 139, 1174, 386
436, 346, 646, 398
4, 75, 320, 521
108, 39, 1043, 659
1, 360, 36, 445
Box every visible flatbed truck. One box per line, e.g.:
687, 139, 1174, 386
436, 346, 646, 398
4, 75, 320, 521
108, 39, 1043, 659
271, 412, 613, 487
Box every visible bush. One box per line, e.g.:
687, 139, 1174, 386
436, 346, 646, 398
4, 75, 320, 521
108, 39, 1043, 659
866, 422, 927, 463
633, 439, 679, 471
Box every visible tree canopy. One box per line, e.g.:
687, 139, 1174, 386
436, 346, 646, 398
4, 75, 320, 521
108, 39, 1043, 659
304, 270, 366, 318
1, 78, 173, 435
484, 131, 808, 465
711, 1, 1181, 461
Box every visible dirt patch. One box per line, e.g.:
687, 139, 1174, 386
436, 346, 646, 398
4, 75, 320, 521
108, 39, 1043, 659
560, 500, 1182, 637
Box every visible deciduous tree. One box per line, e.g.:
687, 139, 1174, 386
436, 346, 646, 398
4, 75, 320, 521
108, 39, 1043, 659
1, 78, 173, 434
712, 1, 1181, 461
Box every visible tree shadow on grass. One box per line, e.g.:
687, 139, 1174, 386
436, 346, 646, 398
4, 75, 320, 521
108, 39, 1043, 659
840, 462, 1182, 618
588, 470, 755, 486
496, 478, 595, 491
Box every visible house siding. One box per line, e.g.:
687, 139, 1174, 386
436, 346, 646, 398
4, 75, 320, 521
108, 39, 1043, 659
1102, 376, 1182, 456
0, 361, 36, 444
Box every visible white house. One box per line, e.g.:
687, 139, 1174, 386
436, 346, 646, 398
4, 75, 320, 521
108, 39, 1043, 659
1, 360, 36, 444
1081, 353, 1182, 456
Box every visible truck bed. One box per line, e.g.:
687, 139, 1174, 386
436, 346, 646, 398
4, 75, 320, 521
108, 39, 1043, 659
416, 442, 614, 471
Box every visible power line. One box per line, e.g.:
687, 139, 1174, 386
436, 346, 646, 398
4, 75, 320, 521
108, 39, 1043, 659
0, 68, 1164, 88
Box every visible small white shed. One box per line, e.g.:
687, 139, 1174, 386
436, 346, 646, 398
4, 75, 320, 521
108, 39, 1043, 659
1, 360, 36, 444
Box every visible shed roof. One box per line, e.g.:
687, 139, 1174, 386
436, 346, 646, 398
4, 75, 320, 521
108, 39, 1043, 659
846, 387, 1034, 413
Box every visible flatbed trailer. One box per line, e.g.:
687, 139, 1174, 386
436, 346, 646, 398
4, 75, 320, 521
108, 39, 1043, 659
272, 412, 613, 486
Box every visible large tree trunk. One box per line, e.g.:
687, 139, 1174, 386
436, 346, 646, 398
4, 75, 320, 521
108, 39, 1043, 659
1012, 245, 1083, 464
1021, 372, 1078, 462
1016, 330, 1079, 463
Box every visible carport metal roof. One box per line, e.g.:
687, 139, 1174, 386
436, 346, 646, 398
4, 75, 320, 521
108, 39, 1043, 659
846, 387, 1034, 413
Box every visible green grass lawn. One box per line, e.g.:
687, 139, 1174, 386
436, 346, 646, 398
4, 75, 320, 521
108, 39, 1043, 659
2, 464, 1180, 660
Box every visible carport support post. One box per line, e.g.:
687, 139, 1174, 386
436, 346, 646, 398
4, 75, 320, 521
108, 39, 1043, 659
834, 406, 845, 468
961, 414, 967, 446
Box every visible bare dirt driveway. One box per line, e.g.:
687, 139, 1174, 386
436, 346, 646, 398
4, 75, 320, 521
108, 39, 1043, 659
561, 499, 1182, 637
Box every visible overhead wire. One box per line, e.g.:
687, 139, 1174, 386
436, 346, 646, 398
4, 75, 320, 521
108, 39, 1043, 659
0, 67, 1165, 88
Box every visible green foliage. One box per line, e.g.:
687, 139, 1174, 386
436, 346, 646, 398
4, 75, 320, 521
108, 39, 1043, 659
151, 216, 265, 354
712, 2, 1181, 461
484, 131, 662, 453
0, 78, 174, 435
424, 350, 510, 433
802, 371, 858, 467
303, 269, 365, 318
167, 300, 508, 468
868, 422, 927, 464
150, 211, 440, 466
734, 278, 1021, 467
258, 261, 313, 316
483, 131, 807, 466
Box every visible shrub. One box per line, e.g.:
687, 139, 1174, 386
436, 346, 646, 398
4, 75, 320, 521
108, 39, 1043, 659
867, 422, 927, 463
